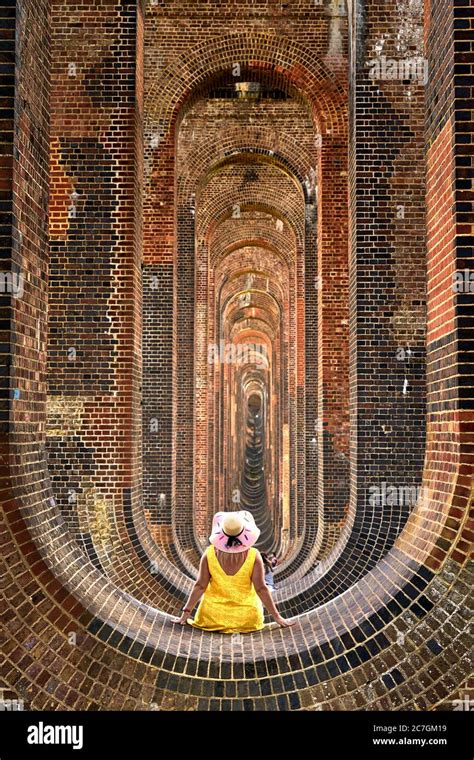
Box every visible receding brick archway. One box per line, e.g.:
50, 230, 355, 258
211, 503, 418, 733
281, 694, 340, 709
143, 28, 351, 571
1, 0, 472, 713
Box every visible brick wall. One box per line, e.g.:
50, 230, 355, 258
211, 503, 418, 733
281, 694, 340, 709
0, 0, 472, 714
45, 0, 151, 594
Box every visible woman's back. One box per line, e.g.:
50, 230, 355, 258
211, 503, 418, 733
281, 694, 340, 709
214, 547, 249, 575
188, 545, 265, 633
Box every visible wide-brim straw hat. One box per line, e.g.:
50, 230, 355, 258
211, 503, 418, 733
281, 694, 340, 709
209, 510, 260, 553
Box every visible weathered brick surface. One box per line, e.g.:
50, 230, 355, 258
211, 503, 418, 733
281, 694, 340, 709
0, 0, 472, 713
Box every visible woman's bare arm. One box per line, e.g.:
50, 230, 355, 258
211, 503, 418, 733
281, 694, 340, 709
174, 551, 211, 624
252, 552, 295, 627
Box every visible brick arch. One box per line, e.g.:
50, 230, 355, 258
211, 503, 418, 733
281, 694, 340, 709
186, 172, 306, 551
170, 155, 307, 560
208, 207, 302, 255
213, 232, 296, 268
218, 274, 286, 549
196, 161, 305, 238
178, 138, 316, 205
145, 36, 350, 562
145, 31, 347, 138
224, 290, 282, 328
144, 29, 348, 566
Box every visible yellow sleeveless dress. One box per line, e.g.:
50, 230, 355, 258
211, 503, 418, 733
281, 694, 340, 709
187, 545, 265, 633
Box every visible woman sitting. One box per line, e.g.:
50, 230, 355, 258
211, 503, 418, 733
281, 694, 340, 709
173, 511, 295, 633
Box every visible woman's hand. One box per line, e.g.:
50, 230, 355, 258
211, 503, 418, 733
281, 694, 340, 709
275, 615, 296, 628
172, 610, 190, 625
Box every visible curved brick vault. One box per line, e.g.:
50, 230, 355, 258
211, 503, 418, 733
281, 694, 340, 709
1, 0, 473, 712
